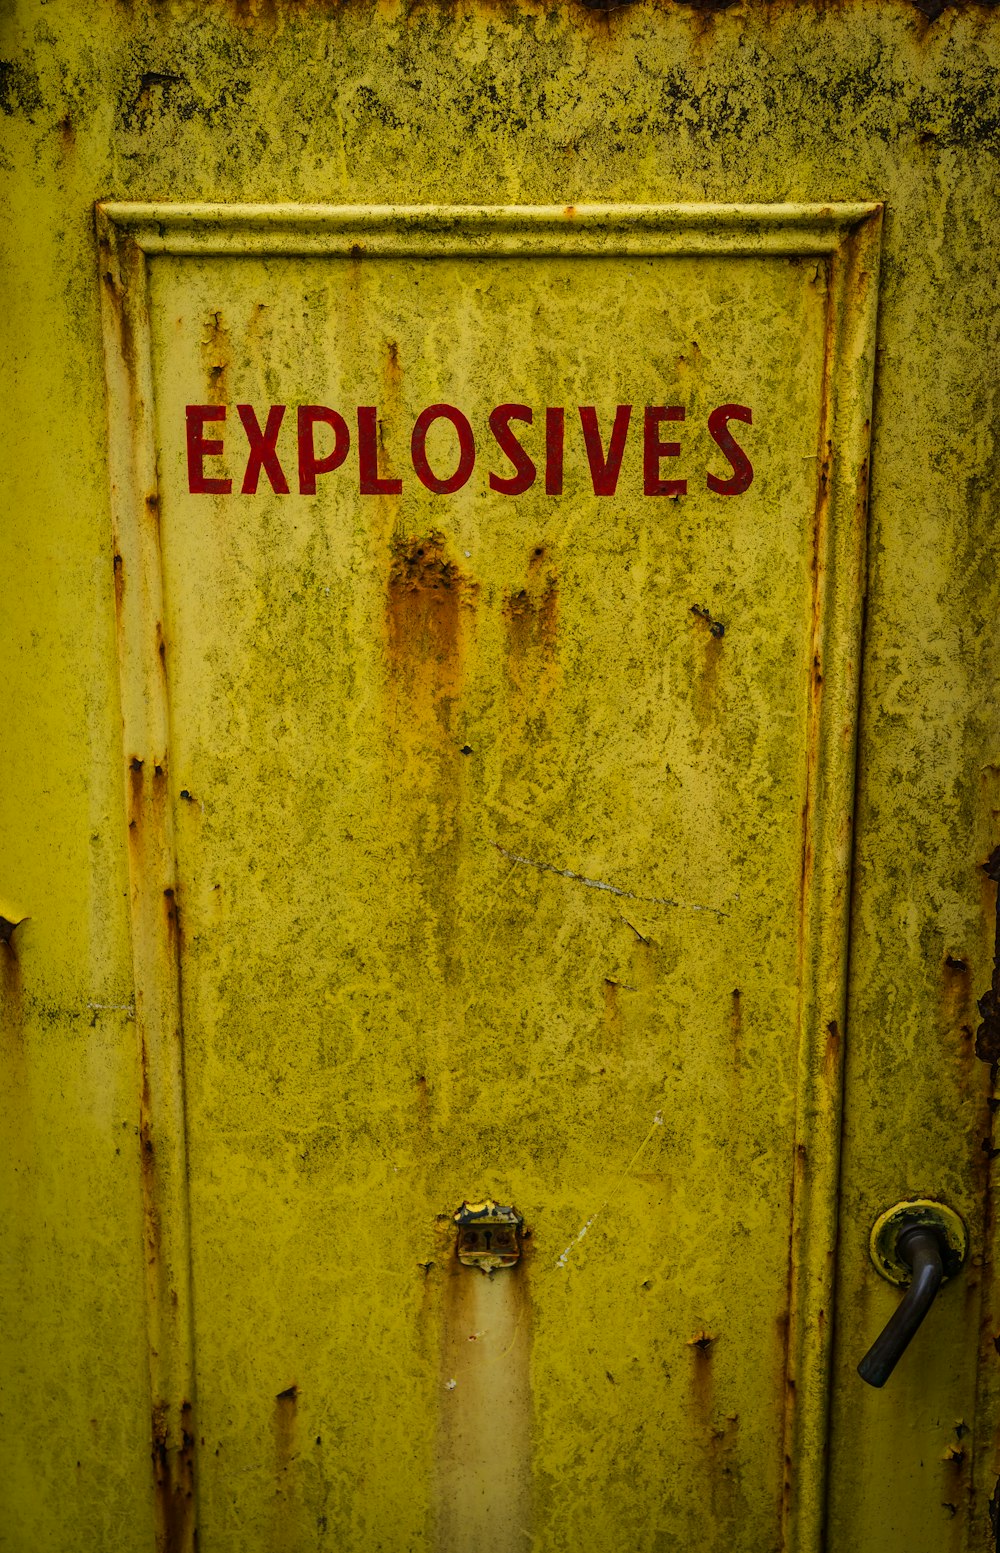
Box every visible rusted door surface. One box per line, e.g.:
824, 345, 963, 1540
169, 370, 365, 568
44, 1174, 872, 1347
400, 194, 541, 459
2, 8, 999, 1553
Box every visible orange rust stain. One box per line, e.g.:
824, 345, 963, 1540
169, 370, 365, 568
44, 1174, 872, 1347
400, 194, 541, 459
113, 552, 125, 617
942, 953, 974, 1036
273, 1384, 298, 1470
692, 627, 724, 725
502, 549, 559, 697
145, 491, 161, 544
201, 310, 230, 403
163, 885, 180, 951
0, 937, 25, 1112
386, 530, 478, 734
385, 337, 402, 388
127, 753, 171, 852
152, 1399, 195, 1553
128, 757, 145, 826
686, 1329, 716, 1430
138, 1026, 159, 1269
103, 267, 138, 381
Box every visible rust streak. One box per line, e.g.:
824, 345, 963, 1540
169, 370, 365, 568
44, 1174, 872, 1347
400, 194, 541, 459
974, 846, 1000, 1064
503, 550, 559, 699
201, 310, 230, 403
151, 1398, 196, 1553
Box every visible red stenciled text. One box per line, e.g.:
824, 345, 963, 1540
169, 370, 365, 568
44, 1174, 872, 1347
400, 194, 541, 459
185, 402, 754, 498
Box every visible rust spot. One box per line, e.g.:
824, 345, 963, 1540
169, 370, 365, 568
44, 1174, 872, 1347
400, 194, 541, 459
388, 531, 475, 609
56, 111, 74, 150
690, 602, 725, 639
687, 1329, 716, 1351
275, 1384, 299, 1403
602, 977, 625, 1045
824, 1018, 840, 1078
564, 204, 576, 218
0, 916, 26, 948
151, 1398, 195, 1553
113, 552, 124, 616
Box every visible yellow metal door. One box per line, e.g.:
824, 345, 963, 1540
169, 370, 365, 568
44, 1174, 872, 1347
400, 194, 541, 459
2, 9, 998, 1553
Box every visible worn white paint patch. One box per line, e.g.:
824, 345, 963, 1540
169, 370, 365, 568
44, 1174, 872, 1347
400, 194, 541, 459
439, 1269, 530, 1553
556, 1113, 664, 1270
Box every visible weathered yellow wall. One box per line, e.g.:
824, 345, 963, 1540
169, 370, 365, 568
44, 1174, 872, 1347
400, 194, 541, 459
1, 3, 998, 1550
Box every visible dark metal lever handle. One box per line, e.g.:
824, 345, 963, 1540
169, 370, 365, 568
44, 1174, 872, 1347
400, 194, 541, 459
857, 1226, 945, 1388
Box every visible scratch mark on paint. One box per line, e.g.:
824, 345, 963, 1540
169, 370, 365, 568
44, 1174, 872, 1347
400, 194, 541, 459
490, 843, 727, 918
556, 1112, 664, 1269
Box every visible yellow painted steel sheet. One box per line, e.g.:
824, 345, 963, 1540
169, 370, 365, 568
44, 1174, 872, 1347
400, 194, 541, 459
163, 245, 823, 1550
1, 6, 998, 1553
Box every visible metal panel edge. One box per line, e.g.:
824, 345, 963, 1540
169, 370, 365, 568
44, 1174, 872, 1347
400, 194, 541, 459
96, 204, 198, 1553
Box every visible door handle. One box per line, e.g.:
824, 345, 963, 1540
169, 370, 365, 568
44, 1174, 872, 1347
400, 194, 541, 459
857, 1200, 968, 1389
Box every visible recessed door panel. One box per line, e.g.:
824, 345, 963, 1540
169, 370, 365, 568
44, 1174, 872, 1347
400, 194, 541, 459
100, 205, 879, 1553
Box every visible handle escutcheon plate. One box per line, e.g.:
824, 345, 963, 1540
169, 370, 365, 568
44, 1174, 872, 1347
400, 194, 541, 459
868, 1199, 968, 1286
